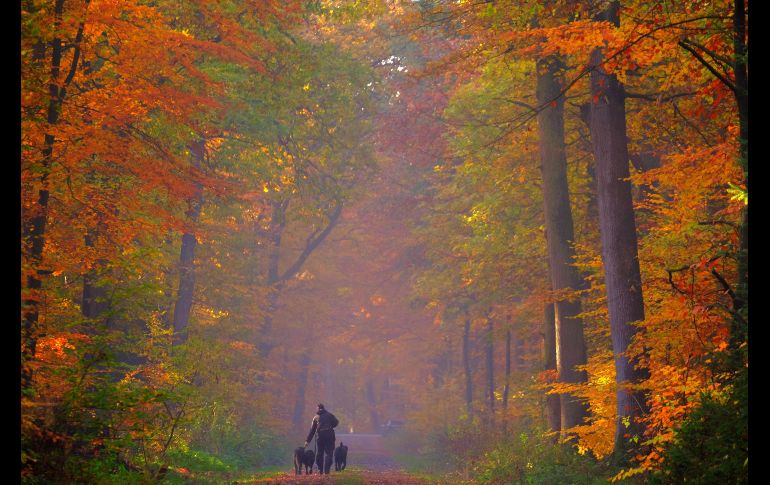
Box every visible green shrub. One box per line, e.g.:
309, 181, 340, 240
652, 369, 748, 484
473, 431, 612, 485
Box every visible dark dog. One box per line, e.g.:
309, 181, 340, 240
334, 442, 348, 471
293, 447, 304, 475
303, 449, 315, 474
293, 447, 316, 475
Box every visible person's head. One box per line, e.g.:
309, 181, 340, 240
317, 403, 325, 411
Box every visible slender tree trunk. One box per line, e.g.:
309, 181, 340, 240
536, 54, 589, 435
292, 354, 311, 430
463, 315, 473, 415
588, 1, 649, 460
258, 199, 341, 357
171, 139, 205, 346
502, 328, 511, 410
82, 232, 110, 321
365, 379, 380, 432
485, 317, 495, 419
731, 0, 748, 360
21, 0, 67, 388
257, 200, 287, 357
543, 303, 561, 438
502, 328, 511, 433
514, 336, 524, 370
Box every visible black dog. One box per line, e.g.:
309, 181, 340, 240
303, 448, 315, 474
293, 447, 315, 475
293, 447, 304, 475
334, 442, 348, 471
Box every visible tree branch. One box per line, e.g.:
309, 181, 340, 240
677, 39, 737, 93
679, 38, 734, 68
62, 1, 91, 90
277, 200, 343, 284
710, 268, 736, 304
625, 91, 697, 103
667, 266, 690, 295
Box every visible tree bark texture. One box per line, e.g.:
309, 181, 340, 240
536, 54, 589, 433
588, 1, 649, 457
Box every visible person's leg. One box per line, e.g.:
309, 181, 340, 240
315, 447, 323, 474
324, 440, 335, 474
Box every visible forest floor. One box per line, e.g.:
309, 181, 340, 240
243, 434, 445, 484
246, 469, 440, 485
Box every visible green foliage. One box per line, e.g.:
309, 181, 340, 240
652, 368, 748, 484
21, 447, 145, 485
473, 432, 613, 485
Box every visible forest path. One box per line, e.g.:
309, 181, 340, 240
248, 433, 440, 484
249, 470, 437, 485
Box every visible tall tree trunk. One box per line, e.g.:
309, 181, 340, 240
462, 315, 473, 415
171, 139, 205, 346
731, 0, 748, 361
502, 328, 511, 434
536, 54, 589, 435
21, 0, 67, 388
257, 200, 287, 357
485, 317, 495, 417
502, 328, 511, 410
588, 1, 649, 460
365, 379, 380, 432
258, 199, 342, 357
82, 231, 111, 321
292, 354, 312, 430
514, 335, 525, 370
543, 303, 561, 437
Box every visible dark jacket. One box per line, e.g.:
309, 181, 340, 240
306, 409, 339, 443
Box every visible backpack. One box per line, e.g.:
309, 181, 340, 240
319, 411, 339, 430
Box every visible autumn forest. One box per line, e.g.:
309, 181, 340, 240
21, 0, 748, 483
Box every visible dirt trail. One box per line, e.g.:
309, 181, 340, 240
250, 470, 437, 485
249, 433, 440, 484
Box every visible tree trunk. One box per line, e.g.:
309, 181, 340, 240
485, 317, 495, 418
731, 0, 748, 361
536, 54, 589, 435
543, 303, 561, 437
365, 379, 380, 432
258, 199, 342, 357
588, 1, 649, 460
502, 328, 511, 410
82, 232, 111, 321
292, 354, 312, 430
462, 315, 473, 415
171, 139, 205, 346
21, 0, 67, 388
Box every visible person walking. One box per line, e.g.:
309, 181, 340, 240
304, 403, 339, 474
